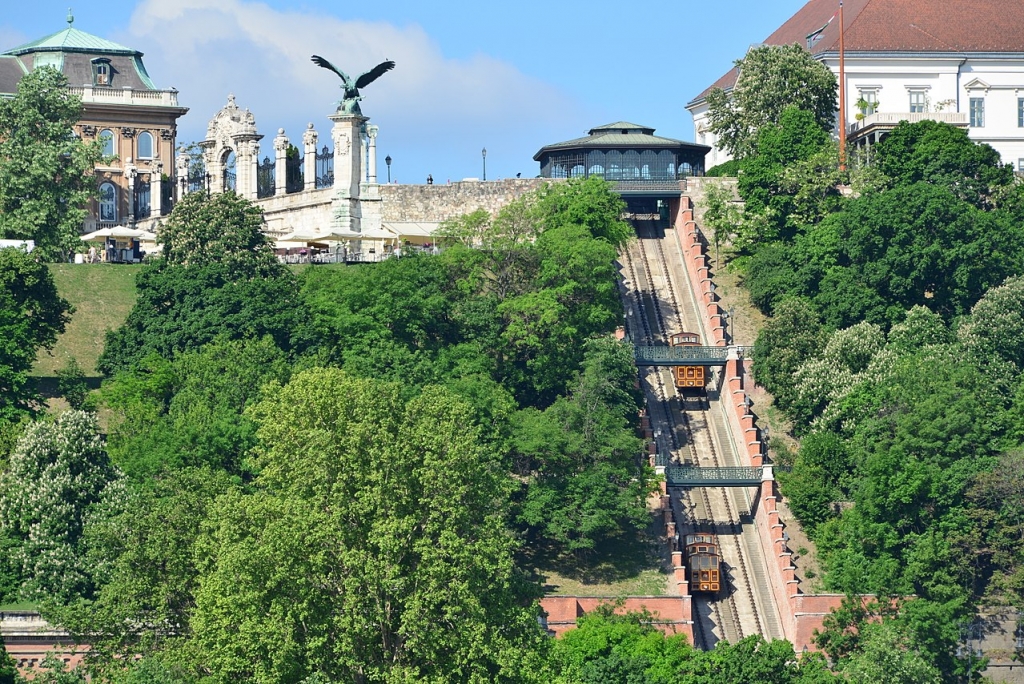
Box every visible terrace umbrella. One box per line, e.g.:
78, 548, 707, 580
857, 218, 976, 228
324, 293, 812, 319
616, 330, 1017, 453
80, 226, 156, 242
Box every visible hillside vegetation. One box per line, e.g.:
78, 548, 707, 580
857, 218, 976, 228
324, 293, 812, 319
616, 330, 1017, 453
712, 107, 1024, 680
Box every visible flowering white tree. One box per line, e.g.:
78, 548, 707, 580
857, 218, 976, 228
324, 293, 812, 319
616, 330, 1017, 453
791, 321, 885, 426
0, 411, 120, 602
705, 44, 838, 159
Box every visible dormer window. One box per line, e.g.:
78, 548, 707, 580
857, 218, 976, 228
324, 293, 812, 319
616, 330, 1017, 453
92, 58, 111, 86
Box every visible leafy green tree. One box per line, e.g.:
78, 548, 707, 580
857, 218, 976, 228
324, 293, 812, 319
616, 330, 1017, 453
30, 654, 85, 684
958, 275, 1024, 371
966, 450, 1024, 608
886, 305, 951, 355
533, 176, 632, 246
98, 191, 304, 374
705, 44, 837, 159
0, 640, 17, 684
157, 190, 283, 279
102, 338, 290, 479
56, 357, 90, 410
549, 606, 693, 684
813, 344, 1011, 604
50, 467, 237, 678
499, 224, 623, 404
107, 658, 194, 684
97, 262, 303, 374
699, 180, 743, 263
805, 182, 1024, 327
437, 208, 493, 247
512, 338, 649, 559
705, 159, 741, 177
875, 120, 1012, 209
550, 607, 838, 684
0, 66, 103, 260
0, 411, 120, 603
188, 369, 547, 682
787, 321, 885, 427
0, 248, 73, 422
738, 107, 834, 243
752, 298, 828, 411
781, 431, 849, 534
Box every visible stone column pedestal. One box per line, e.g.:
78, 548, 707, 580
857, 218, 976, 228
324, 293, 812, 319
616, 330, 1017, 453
303, 123, 318, 192
150, 162, 163, 218
274, 129, 289, 197
329, 113, 367, 233
175, 153, 189, 198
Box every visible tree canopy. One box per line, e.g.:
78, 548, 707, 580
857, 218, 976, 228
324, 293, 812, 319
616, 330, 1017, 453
0, 247, 72, 422
705, 44, 837, 159
0, 66, 102, 260
98, 193, 304, 375
188, 369, 548, 682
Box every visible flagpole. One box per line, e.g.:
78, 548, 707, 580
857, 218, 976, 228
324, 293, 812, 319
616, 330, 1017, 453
838, 0, 847, 171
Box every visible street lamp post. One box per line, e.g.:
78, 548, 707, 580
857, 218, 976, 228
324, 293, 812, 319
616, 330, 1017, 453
957, 621, 983, 682
482, 147, 487, 181
385, 155, 392, 183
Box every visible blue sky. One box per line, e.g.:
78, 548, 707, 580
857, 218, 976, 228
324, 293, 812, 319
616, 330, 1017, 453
3, 1, 806, 183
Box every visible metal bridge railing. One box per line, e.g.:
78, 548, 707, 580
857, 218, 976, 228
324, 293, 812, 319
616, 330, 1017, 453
665, 465, 766, 487
633, 345, 730, 366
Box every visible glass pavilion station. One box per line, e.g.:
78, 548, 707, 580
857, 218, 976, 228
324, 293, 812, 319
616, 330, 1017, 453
534, 122, 710, 224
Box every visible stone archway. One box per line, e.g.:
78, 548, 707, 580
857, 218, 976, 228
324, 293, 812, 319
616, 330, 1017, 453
200, 94, 263, 198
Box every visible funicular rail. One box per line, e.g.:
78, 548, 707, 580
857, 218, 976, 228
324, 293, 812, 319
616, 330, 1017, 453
622, 219, 784, 646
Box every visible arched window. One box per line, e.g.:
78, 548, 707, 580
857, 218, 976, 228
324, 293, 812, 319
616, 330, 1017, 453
99, 130, 115, 158
622, 151, 641, 179
98, 182, 117, 223
137, 131, 154, 159
223, 150, 237, 192
605, 151, 622, 180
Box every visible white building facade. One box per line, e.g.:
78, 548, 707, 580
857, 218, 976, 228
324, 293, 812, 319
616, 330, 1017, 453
687, 0, 1024, 169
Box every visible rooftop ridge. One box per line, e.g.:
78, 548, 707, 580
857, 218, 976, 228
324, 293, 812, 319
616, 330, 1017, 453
2, 27, 138, 57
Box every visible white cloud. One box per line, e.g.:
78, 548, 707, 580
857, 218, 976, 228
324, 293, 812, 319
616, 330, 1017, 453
117, 0, 584, 180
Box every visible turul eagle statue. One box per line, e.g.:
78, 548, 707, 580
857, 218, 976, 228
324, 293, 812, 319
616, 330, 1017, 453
311, 55, 395, 116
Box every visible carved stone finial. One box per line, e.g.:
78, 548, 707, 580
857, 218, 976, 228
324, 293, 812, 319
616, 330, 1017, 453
227, 93, 236, 107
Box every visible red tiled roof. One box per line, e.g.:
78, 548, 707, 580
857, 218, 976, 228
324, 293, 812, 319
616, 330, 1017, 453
691, 0, 1024, 104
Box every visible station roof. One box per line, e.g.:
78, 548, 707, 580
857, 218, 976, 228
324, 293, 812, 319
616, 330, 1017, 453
533, 122, 708, 161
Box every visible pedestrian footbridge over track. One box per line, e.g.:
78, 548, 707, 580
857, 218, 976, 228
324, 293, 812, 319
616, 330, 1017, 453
633, 345, 730, 366
662, 465, 773, 488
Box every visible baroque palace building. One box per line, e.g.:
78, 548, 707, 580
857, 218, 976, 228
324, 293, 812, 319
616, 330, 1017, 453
687, 0, 1024, 169
0, 14, 188, 231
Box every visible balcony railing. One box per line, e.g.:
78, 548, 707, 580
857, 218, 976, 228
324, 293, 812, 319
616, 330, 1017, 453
849, 111, 969, 135
68, 86, 181, 108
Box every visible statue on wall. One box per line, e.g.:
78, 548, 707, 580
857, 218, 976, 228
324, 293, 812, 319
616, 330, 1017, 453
311, 55, 396, 116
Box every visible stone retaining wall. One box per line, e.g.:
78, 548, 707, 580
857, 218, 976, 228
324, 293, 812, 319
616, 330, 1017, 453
671, 195, 850, 651
540, 595, 691, 638
379, 178, 554, 223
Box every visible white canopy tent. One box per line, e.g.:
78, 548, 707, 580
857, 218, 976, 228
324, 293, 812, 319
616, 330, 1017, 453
80, 226, 157, 242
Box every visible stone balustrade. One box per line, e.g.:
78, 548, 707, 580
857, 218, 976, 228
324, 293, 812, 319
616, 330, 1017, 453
69, 85, 181, 107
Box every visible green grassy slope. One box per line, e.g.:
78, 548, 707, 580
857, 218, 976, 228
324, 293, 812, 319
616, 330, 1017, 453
33, 264, 141, 380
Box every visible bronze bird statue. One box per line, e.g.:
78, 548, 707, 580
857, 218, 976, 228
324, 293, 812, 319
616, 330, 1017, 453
311, 55, 395, 116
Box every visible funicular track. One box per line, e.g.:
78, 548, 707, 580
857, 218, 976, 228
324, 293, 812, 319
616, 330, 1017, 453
619, 221, 782, 648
